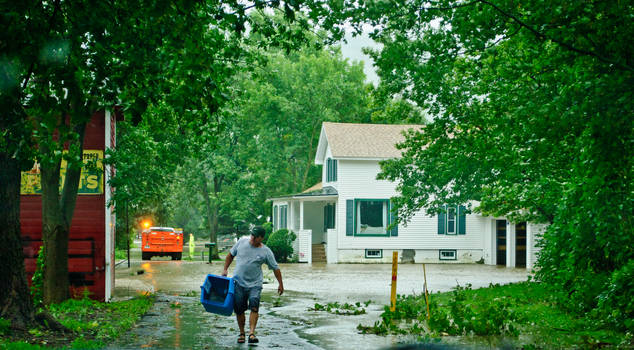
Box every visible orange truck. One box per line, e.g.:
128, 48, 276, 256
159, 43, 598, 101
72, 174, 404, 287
141, 227, 183, 260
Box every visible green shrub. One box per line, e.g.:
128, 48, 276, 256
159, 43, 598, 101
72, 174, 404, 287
262, 222, 273, 242
265, 229, 296, 263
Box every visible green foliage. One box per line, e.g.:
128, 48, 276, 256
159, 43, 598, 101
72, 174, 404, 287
0, 341, 46, 349
430, 284, 519, 336
362, 284, 520, 337
47, 293, 153, 342
180, 290, 198, 297
114, 249, 127, 261
262, 222, 273, 242
70, 337, 103, 349
265, 229, 296, 262
309, 301, 370, 315
341, 0, 634, 330
0, 317, 10, 336
596, 259, 634, 330
272, 297, 283, 307
30, 246, 44, 308
358, 282, 629, 348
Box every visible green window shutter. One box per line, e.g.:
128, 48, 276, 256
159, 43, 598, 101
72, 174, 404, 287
458, 205, 466, 235
329, 204, 335, 229
273, 205, 278, 231
346, 200, 354, 236
323, 205, 328, 231
437, 206, 446, 234
389, 201, 398, 236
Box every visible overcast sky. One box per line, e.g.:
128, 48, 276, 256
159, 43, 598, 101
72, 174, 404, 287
338, 29, 380, 85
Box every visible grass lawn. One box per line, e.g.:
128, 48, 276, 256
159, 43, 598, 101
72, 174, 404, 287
0, 293, 153, 349
358, 282, 632, 348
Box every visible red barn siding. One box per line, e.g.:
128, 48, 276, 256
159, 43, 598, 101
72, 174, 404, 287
21, 112, 108, 301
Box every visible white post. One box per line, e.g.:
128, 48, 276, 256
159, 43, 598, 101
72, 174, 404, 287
289, 201, 294, 232
526, 223, 533, 271
484, 219, 494, 265
506, 221, 515, 268
299, 200, 304, 231
326, 228, 338, 264
104, 110, 114, 302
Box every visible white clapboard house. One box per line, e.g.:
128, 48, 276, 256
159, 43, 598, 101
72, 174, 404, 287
270, 122, 544, 269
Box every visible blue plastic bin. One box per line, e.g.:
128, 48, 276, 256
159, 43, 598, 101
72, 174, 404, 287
200, 274, 235, 316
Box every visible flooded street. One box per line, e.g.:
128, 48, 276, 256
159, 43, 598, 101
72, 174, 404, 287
112, 247, 528, 349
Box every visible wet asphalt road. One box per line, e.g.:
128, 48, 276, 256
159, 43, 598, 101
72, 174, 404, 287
111, 246, 529, 349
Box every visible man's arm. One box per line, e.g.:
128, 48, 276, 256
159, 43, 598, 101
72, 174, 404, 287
273, 268, 284, 295
222, 253, 234, 276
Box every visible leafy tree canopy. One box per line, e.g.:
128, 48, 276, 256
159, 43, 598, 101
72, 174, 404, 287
339, 0, 633, 329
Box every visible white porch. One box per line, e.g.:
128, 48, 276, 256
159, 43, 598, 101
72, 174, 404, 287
271, 186, 338, 264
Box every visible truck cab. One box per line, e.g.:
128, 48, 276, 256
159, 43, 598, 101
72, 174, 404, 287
141, 227, 183, 260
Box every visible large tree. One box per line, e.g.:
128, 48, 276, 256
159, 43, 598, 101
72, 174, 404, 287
237, 47, 373, 197
1, 0, 339, 328
343, 0, 633, 329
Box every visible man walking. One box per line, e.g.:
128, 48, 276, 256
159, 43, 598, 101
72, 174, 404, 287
222, 226, 283, 344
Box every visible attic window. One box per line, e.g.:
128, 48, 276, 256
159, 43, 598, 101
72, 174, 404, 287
327, 158, 337, 182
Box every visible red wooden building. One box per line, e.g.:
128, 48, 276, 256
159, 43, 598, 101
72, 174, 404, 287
20, 111, 119, 301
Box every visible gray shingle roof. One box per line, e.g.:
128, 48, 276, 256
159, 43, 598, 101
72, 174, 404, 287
323, 122, 423, 159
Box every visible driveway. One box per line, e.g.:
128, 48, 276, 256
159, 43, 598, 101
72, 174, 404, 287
112, 252, 528, 349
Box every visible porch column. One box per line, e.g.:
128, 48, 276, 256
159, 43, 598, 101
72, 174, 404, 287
506, 221, 515, 268
484, 219, 494, 265
289, 201, 294, 232
299, 200, 304, 230
526, 223, 533, 271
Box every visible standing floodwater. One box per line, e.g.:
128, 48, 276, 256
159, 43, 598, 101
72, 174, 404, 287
114, 253, 528, 349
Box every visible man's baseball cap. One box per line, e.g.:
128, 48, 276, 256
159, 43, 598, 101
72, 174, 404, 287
251, 226, 266, 237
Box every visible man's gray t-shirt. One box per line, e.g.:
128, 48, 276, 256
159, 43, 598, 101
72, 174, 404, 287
230, 237, 279, 288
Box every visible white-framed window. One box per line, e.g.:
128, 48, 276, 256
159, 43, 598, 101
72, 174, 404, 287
446, 207, 456, 234
438, 205, 467, 235
365, 249, 383, 258
346, 199, 397, 237
356, 199, 388, 235
439, 249, 457, 260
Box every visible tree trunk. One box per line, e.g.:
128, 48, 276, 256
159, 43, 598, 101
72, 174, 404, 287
200, 173, 219, 259
40, 155, 69, 304
40, 121, 87, 305
0, 152, 36, 329
211, 175, 222, 259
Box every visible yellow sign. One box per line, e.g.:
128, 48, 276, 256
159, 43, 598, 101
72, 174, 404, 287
20, 150, 104, 195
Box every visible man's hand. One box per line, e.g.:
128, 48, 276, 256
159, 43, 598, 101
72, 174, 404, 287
274, 269, 284, 295
222, 253, 234, 277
